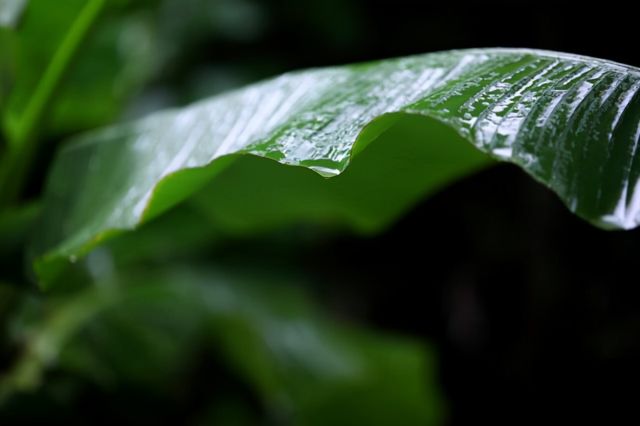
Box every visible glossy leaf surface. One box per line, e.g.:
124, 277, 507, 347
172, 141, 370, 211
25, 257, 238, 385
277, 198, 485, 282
34, 48, 640, 286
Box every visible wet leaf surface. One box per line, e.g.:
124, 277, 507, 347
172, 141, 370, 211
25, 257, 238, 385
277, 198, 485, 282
33, 48, 640, 287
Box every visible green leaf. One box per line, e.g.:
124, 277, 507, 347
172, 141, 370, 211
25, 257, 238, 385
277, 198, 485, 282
3, 0, 159, 139
0, 0, 107, 207
0, 202, 39, 283
34, 49, 640, 286
0, 29, 17, 119
46, 8, 159, 134
0, 0, 160, 206
2, 0, 105, 144
0, 267, 444, 425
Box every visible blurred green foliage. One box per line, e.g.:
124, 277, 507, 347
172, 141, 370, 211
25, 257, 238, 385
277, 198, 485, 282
1, 266, 444, 425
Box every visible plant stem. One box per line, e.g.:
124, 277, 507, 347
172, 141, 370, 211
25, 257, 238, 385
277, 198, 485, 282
0, 0, 105, 207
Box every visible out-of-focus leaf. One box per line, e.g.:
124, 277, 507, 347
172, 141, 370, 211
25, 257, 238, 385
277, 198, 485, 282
48, 10, 158, 134
0, 29, 17, 113
0, 201, 39, 252
0, 0, 109, 206
0, 202, 39, 283
0, 267, 444, 425
0, 0, 27, 29
33, 49, 640, 287
3, 0, 157, 140
157, 0, 267, 47
0, 0, 165, 209
0, 0, 22, 103
2, 0, 102, 143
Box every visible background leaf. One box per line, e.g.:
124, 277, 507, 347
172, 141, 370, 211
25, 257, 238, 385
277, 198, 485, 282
0, 0, 25, 103
0, 266, 444, 425
2, 0, 159, 140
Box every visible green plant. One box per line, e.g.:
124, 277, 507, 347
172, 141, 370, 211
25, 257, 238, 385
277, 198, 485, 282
1, 1, 639, 424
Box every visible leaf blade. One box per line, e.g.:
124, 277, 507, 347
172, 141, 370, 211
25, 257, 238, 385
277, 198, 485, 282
34, 48, 640, 286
